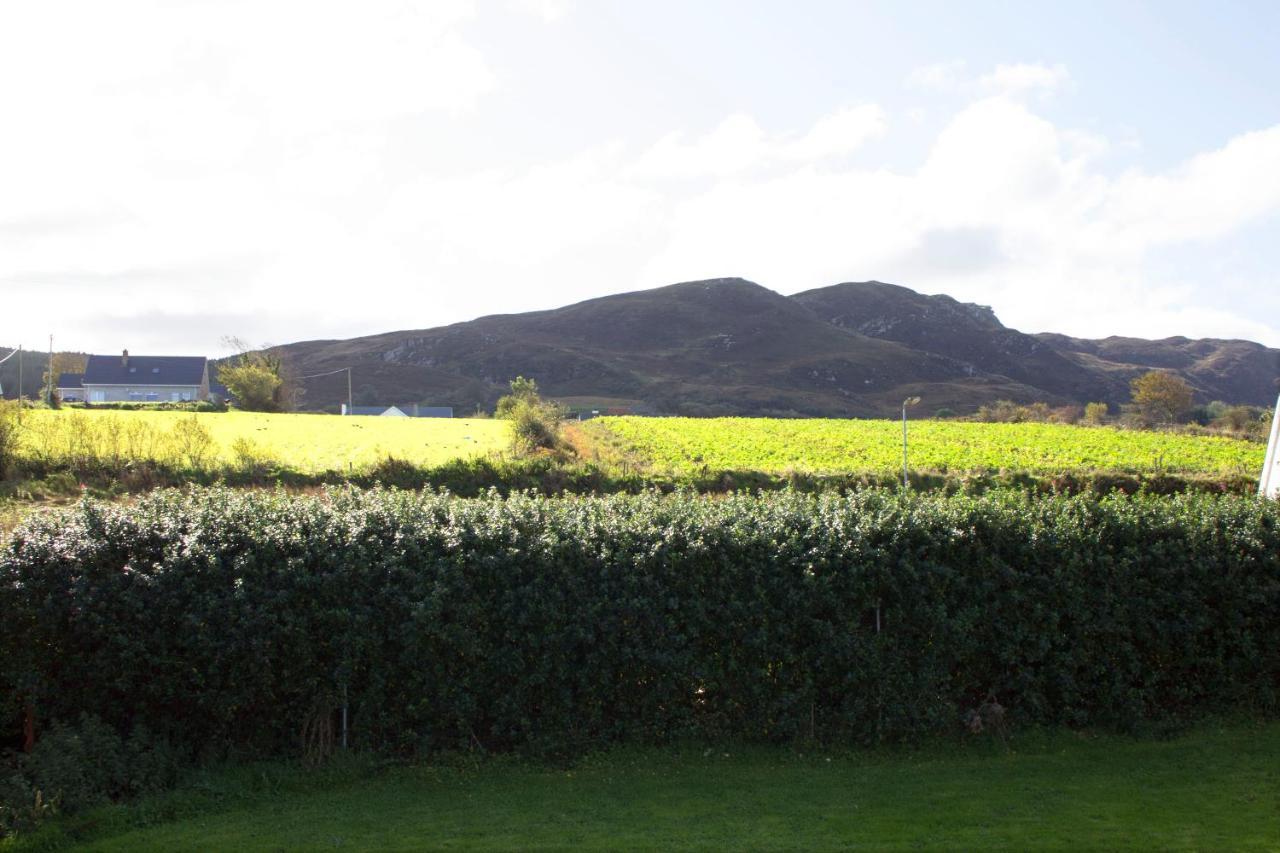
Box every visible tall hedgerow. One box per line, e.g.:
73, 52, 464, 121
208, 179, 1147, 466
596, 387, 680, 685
1, 487, 1278, 768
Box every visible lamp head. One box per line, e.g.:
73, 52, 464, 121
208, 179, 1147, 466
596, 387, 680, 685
903, 396, 921, 407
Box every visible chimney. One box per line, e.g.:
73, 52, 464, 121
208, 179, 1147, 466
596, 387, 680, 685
122, 349, 129, 369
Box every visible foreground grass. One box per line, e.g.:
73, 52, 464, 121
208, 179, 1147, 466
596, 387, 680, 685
14, 722, 1280, 851
591, 416, 1265, 478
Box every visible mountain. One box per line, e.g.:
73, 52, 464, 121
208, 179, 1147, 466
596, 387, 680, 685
276, 279, 1280, 416
791, 282, 1105, 402
1031, 333, 1280, 406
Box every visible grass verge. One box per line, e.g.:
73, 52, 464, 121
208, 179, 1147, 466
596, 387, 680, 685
8, 721, 1280, 851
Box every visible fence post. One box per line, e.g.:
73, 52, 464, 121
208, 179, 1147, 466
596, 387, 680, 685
341, 682, 348, 749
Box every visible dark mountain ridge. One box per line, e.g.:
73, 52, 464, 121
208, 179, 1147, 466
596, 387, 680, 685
278, 279, 1280, 416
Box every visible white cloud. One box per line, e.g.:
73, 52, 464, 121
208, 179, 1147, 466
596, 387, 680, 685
1102, 126, 1280, 245
781, 105, 887, 161
509, 0, 572, 22
627, 106, 885, 181
977, 62, 1071, 96
1, 17, 1278, 359
905, 60, 967, 93
633, 96, 1280, 343
907, 61, 1071, 99
0, 0, 500, 351
628, 115, 771, 180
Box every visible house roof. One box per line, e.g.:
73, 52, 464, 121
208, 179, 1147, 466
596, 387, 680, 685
410, 406, 454, 417
83, 354, 207, 387
57, 373, 83, 389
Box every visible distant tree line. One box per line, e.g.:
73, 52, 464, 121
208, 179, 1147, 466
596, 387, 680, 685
968, 370, 1273, 440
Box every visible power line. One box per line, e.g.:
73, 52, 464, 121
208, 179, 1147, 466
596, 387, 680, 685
295, 366, 354, 414
296, 367, 352, 380
0, 346, 16, 399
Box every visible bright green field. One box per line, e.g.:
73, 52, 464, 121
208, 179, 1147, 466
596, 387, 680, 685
13, 723, 1280, 851
18, 410, 509, 473
592, 416, 1265, 477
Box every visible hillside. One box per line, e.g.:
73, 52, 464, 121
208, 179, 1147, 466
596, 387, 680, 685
277, 279, 1280, 416
0, 347, 85, 400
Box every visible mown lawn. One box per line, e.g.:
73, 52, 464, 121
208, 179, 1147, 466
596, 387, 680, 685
15, 722, 1280, 851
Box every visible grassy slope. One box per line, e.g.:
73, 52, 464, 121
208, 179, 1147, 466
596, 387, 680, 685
18, 410, 509, 473
16, 723, 1280, 851
589, 416, 1265, 477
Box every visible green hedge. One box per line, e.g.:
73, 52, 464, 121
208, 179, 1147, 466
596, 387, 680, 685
68, 400, 227, 412
2, 488, 1279, 762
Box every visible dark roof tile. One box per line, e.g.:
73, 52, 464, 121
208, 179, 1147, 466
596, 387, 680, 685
83, 354, 207, 387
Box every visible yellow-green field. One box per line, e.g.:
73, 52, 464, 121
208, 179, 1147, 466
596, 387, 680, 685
17, 409, 509, 473
589, 416, 1266, 477
7, 409, 1268, 484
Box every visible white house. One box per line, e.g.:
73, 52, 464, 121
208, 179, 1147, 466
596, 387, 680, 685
56, 373, 85, 402
80, 351, 210, 403
341, 404, 453, 417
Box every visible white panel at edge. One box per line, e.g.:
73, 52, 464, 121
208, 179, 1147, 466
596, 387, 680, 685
1262, 395, 1280, 499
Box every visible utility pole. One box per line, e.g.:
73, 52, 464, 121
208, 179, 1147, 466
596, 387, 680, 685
901, 396, 921, 489
47, 334, 54, 405
298, 365, 355, 414
17, 344, 22, 401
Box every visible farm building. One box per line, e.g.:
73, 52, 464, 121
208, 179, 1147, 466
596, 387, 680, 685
341, 404, 454, 417
80, 351, 211, 402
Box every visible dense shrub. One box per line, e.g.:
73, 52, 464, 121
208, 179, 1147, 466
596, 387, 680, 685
974, 399, 1085, 424
2, 487, 1279, 774
72, 400, 227, 413
1083, 402, 1109, 425
508, 401, 563, 454
0, 401, 18, 479
495, 376, 563, 455
0, 714, 182, 835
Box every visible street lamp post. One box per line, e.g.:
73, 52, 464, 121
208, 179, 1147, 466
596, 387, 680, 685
902, 396, 921, 489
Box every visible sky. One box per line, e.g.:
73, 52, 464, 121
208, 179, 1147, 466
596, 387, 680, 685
1, 0, 1279, 356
